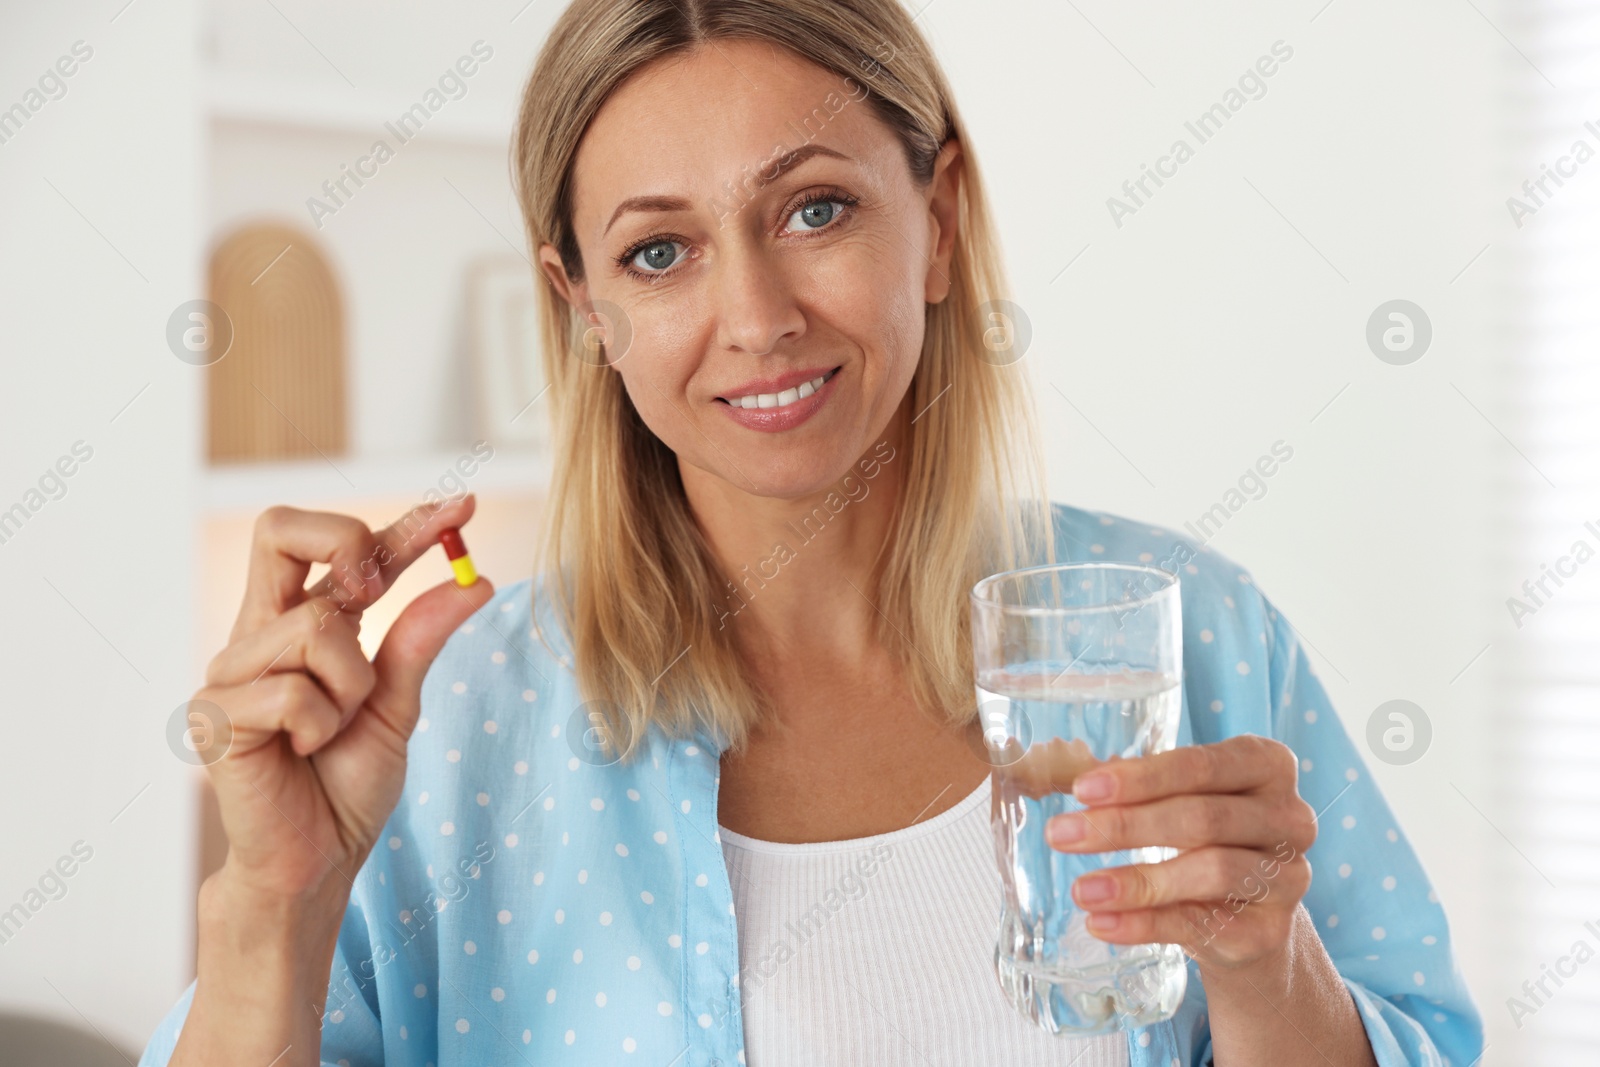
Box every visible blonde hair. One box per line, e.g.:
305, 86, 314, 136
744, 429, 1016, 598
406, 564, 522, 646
512, 0, 1054, 762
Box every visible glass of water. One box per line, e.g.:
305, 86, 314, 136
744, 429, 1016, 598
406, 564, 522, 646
970, 561, 1188, 1035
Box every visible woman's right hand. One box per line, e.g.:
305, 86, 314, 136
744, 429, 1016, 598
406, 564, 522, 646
193, 493, 495, 903
171, 494, 493, 1066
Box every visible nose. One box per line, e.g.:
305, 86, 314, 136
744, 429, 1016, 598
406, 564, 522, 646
712, 247, 806, 356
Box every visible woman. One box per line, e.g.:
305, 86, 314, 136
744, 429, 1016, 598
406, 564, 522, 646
140, 0, 1482, 1064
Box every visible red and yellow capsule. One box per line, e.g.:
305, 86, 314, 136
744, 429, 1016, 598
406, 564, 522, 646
438, 526, 478, 587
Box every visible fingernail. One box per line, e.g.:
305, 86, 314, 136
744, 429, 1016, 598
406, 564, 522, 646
1086, 912, 1121, 933
1074, 875, 1115, 904
1048, 813, 1086, 846
1074, 772, 1113, 803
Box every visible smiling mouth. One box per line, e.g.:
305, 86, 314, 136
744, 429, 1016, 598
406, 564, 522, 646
717, 366, 841, 410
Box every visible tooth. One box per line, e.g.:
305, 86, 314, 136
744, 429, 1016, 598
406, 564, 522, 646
757, 393, 778, 409
740, 395, 759, 409
776, 386, 800, 406
797, 381, 815, 399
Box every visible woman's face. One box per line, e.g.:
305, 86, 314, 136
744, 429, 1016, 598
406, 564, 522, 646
540, 40, 960, 501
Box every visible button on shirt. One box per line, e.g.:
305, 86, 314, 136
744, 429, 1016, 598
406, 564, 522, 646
138, 503, 1484, 1067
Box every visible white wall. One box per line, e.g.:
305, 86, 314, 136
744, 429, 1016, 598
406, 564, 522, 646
0, 0, 1517, 1058
930, 2, 1501, 1045
0, 0, 201, 1051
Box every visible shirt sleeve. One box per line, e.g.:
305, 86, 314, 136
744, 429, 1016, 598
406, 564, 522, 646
136, 898, 388, 1067
1258, 593, 1484, 1067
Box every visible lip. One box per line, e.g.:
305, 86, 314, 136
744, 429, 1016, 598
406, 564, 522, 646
715, 365, 841, 434
716, 365, 840, 401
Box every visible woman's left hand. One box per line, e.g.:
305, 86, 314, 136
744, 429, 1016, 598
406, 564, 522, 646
1044, 734, 1318, 975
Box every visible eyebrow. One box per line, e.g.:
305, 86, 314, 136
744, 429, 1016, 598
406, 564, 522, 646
600, 144, 855, 237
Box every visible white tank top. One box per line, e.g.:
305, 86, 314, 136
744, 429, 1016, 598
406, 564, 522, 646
718, 773, 1130, 1066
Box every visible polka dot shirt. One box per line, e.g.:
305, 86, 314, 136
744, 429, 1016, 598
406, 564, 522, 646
137, 503, 1481, 1067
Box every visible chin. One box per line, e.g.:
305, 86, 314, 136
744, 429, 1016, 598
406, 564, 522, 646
751, 469, 852, 503
735, 448, 865, 502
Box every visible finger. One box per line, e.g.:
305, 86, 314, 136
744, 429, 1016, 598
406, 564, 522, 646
234, 494, 476, 638
1081, 900, 1225, 950
359, 576, 497, 747
198, 673, 344, 758
305, 494, 480, 607
1070, 846, 1305, 913
1047, 794, 1303, 852
206, 601, 376, 722
1070, 734, 1298, 807
235, 506, 382, 638
995, 736, 1105, 800
1083, 898, 1296, 962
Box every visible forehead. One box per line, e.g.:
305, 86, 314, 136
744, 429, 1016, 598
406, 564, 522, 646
569, 39, 891, 233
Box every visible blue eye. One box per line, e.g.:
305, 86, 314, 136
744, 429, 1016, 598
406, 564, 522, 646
786, 199, 842, 231
631, 240, 682, 272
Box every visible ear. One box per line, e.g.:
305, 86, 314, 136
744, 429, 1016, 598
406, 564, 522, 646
923, 138, 963, 305
537, 243, 584, 306
539, 242, 625, 369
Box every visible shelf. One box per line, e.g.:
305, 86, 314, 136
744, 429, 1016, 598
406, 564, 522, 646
204, 67, 514, 148
201, 447, 550, 514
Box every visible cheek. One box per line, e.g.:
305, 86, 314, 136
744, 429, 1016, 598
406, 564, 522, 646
867, 285, 927, 395
614, 356, 682, 423
802, 236, 926, 372
609, 304, 702, 434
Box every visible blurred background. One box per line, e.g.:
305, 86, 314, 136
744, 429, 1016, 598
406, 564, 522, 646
0, 0, 1594, 1061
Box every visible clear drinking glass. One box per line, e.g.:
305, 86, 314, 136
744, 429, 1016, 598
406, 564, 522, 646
970, 561, 1188, 1035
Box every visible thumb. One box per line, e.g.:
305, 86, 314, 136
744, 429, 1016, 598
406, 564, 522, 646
368, 576, 496, 737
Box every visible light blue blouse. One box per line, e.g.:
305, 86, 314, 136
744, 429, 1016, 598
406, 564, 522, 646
138, 503, 1483, 1066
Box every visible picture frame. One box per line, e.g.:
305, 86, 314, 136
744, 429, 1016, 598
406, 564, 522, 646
466, 255, 548, 449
